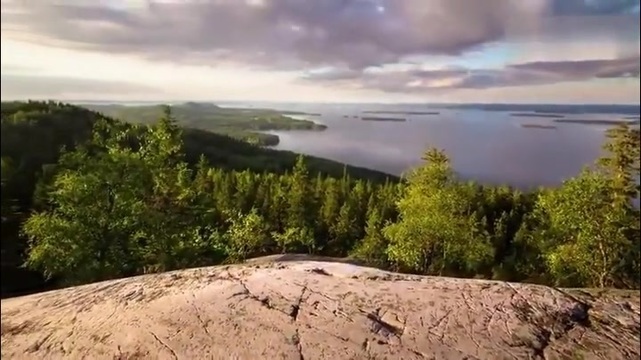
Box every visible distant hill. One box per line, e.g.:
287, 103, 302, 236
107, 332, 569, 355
83, 102, 327, 146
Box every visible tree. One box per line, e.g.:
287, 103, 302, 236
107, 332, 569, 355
535, 169, 635, 288
272, 226, 316, 254
224, 209, 270, 262
23, 140, 152, 284
286, 155, 312, 230
383, 148, 493, 275
329, 201, 360, 255
351, 209, 389, 268
598, 123, 640, 206
318, 178, 341, 242
594, 123, 640, 287
22, 109, 204, 283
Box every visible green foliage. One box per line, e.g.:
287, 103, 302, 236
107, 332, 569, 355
350, 209, 389, 268
598, 123, 640, 205
532, 124, 640, 288
2, 100, 640, 297
535, 169, 634, 287
224, 209, 271, 262
0, 101, 394, 297
384, 149, 494, 276
273, 226, 316, 254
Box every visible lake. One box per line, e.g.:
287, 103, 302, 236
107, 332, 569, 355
234, 102, 639, 190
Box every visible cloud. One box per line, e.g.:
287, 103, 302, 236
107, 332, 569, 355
0, 0, 559, 70
1, 0, 638, 96
0, 73, 158, 99
300, 55, 640, 93
0, 64, 40, 74
510, 57, 640, 79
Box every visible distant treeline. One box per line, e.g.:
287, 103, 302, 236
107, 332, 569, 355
431, 103, 640, 115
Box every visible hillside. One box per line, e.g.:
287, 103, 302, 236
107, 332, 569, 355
83, 102, 327, 146
2, 259, 639, 360
0, 101, 395, 298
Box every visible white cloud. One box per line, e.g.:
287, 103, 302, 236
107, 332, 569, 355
0, 0, 638, 103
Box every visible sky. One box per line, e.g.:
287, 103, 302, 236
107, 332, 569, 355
0, 0, 639, 104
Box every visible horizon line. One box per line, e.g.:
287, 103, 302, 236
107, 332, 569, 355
2, 98, 640, 107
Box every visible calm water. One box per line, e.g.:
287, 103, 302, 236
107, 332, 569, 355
248, 103, 636, 189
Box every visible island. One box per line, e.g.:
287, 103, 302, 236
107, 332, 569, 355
520, 124, 558, 129
361, 116, 407, 122
511, 113, 565, 119
363, 110, 440, 115
275, 110, 322, 116
553, 119, 641, 126
83, 102, 327, 147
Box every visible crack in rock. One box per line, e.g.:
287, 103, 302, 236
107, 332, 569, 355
227, 275, 293, 319
290, 283, 308, 360
149, 331, 178, 360
190, 292, 211, 339
289, 284, 308, 322
292, 329, 304, 360
364, 308, 403, 339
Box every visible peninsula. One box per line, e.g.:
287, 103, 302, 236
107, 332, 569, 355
83, 102, 327, 146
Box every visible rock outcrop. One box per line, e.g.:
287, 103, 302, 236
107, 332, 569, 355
1, 256, 639, 360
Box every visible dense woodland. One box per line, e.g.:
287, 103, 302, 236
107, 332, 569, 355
1, 101, 639, 298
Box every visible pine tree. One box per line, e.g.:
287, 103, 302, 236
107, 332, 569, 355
286, 155, 312, 230
351, 208, 389, 268
598, 123, 640, 206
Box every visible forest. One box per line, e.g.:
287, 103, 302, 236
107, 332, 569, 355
1, 101, 639, 298
84, 102, 327, 146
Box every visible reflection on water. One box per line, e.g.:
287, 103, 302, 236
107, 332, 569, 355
262, 106, 626, 189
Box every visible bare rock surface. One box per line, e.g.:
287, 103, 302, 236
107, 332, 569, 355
2, 256, 639, 360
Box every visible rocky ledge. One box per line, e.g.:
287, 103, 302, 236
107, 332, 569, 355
1, 255, 639, 360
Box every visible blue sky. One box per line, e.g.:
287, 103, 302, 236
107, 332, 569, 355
1, 0, 639, 103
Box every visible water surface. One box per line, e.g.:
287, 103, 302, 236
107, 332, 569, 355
257, 104, 634, 189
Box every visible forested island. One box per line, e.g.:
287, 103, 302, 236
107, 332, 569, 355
84, 102, 327, 146
520, 124, 558, 129
361, 116, 407, 122
363, 110, 439, 115
1, 101, 639, 300
511, 113, 565, 119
